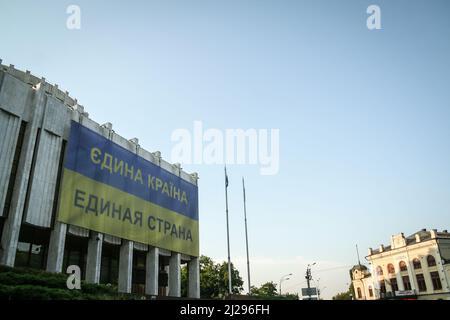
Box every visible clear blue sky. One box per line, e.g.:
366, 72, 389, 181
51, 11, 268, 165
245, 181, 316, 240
1, 0, 449, 298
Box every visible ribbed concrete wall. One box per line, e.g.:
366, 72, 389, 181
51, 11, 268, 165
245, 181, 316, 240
0, 110, 20, 217
24, 130, 63, 227
0, 61, 200, 297
0, 62, 199, 231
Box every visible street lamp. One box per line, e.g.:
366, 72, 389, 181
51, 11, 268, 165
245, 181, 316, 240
305, 263, 316, 300
313, 278, 326, 300
315, 278, 321, 299
279, 273, 293, 296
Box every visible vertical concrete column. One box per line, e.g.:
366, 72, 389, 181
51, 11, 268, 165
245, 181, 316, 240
145, 247, 159, 296
86, 232, 103, 284
406, 261, 417, 292
380, 266, 391, 294
118, 240, 133, 293
421, 260, 434, 293
395, 271, 405, 291
435, 251, 450, 292
169, 252, 181, 297
46, 222, 67, 273
392, 259, 404, 292
0, 85, 45, 266
188, 257, 200, 298
164, 265, 170, 296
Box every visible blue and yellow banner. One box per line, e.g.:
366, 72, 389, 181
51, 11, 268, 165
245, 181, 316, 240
57, 121, 199, 256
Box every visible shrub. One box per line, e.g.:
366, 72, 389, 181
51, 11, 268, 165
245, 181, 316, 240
0, 266, 142, 300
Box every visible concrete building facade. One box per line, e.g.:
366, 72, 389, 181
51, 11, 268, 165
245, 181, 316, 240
0, 61, 200, 298
351, 229, 450, 300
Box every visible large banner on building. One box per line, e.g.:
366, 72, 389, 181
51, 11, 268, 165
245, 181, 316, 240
57, 121, 199, 256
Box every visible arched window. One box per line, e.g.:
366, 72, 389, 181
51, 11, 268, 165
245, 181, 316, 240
413, 258, 422, 269
357, 287, 362, 299
376, 266, 383, 276
427, 255, 436, 267
368, 286, 374, 297
387, 263, 395, 274
399, 261, 408, 272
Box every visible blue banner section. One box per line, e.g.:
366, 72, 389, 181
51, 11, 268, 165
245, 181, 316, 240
64, 121, 199, 221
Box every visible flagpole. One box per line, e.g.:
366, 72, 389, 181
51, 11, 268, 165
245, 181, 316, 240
242, 177, 251, 294
224, 166, 232, 295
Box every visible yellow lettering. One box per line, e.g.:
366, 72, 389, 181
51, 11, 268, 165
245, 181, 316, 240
134, 169, 143, 184
155, 178, 163, 191
181, 192, 188, 205
148, 175, 155, 189
162, 182, 170, 196
90, 148, 101, 164
124, 163, 134, 179
114, 159, 124, 176
172, 187, 180, 201
101, 153, 113, 173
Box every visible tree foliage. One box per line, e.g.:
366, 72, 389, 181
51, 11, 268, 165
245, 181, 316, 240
250, 281, 278, 297
181, 255, 243, 299
332, 284, 354, 300
250, 282, 299, 300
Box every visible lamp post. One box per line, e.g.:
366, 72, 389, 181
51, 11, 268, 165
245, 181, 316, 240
313, 278, 327, 300
305, 263, 316, 300
315, 278, 321, 300
279, 273, 293, 296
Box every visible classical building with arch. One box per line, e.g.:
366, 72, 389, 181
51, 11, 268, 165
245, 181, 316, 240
0, 61, 200, 298
351, 229, 450, 300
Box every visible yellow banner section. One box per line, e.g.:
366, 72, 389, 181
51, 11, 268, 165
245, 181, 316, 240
58, 169, 199, 257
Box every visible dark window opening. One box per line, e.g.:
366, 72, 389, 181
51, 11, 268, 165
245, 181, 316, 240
390, 278, 399, 292
0, 218, 4, 240
3, 121, 27, 218
368, 286, 374, 297
63, 234, 88, 279
132, 250, 146, 296
413, 258, 421, 270
427, 255, 437, 267
357, 287, 362, 299
402, 276, 412, 291
14, 223, 50, 270
399, 261, 408, 272
430, 272, 442, 290
379, 281, 386, 294
100, 243, 120, 285
416, 274, 427, 292
158, 256, 169, 296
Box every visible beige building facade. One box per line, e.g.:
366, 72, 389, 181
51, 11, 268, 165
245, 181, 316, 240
351, 229, 450, 300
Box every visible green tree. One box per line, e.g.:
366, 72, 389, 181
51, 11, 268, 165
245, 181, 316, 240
332, 284, 354, 300
250, 282, 299, 300
181, 255, 243, 299
283, 293, 300, 300
332, 291, 352, 300
250, 281, 278, 297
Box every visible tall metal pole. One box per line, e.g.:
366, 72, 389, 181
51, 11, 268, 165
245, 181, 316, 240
242, 177, 251, 294
306, 267, 312, 300
279, 279, 282, 296
224, 166, 232, 295
279, 273, 292, 296
305, 263, 315, 300
317, 278, 321, 300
